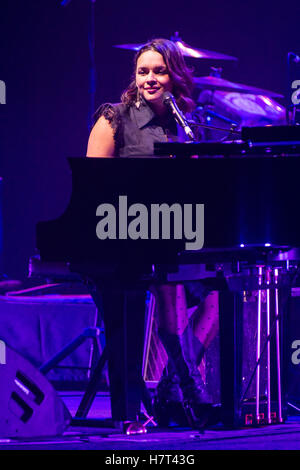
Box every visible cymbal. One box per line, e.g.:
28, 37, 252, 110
172, 38, 238, 61
194, 75, 284, 98
114, 36, 238, 61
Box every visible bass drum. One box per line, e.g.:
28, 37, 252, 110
197, 89, 287, 142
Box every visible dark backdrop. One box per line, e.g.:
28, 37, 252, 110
0, 0, 299, 280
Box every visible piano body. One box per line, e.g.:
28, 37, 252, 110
36, 126, 300, 428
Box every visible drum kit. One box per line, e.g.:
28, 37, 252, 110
114, 33, 287, 140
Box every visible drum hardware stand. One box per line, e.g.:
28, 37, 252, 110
39, 325, 104, 380
240, 265, 284, 426
199, 107, 240, 127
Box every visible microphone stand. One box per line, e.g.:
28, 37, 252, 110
61, 0, 97, 130
189, 121, 242, 139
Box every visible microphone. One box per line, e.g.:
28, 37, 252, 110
163, 92, 195, 141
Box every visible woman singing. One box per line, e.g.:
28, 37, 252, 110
87, 38, 219, 428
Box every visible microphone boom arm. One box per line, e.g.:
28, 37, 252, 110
189, 120, 241, 138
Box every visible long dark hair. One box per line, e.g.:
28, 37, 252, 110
121, 38, 195, 113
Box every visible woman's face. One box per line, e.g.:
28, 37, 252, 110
135, 50, 173, 112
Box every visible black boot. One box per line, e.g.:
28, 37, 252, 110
156, 362, 182, 403
153, 364, 188, 427
180, 322, 212, 404
157, 328, 213, 429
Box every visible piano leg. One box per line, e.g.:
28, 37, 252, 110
218, 289, 244, 428
90, 281, 148, 424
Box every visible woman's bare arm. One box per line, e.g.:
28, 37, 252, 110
86, 116, 115, 157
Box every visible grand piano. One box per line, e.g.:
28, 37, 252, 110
36, 125, 300, 429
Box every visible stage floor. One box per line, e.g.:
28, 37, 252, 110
0, 391, 300, 451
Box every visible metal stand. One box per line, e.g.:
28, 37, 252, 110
254, 266, 284, 424
39, 326, 104, 380
241, 265, 286, 426
219, 263, 287, 428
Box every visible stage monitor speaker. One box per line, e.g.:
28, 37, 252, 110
0, 343, 71, 438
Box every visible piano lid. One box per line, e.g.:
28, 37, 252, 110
36, 156, 300, 268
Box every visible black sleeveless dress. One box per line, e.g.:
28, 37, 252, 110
93, 98, 199, 157
93, 99, 215, 306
